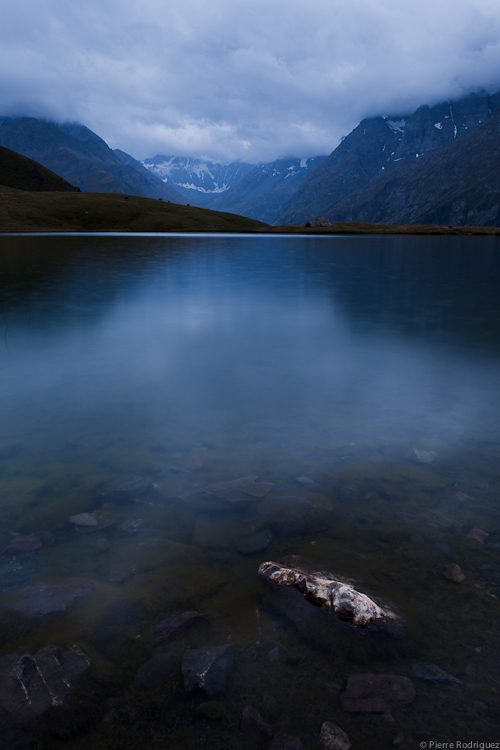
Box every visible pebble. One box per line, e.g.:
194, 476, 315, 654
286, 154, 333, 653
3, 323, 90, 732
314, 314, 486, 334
339, 485, 359, 504
150, 611, 203, 643
412, 662, 462, 685
455, 491, 475, 503
435, 543, 451, 553
392, 733, 404, 747
443, 564, 465, 583
319, 721, 352, 750
69, 513, 98, 527
181, 644, 233, 696
267, 647, 280, 661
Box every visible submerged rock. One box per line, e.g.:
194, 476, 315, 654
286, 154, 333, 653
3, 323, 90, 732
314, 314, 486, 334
0, 645, 90, 724
134, 643, 181, 690
69, 512, 98, 527
181, 644, 233, 696
412, 662, 462, 685
320, 722, 352, 750
241, 705, 273, 743
254, 495, 331, 535
182, 475, 273, 509
236, 529, 273, 555
10, 578, 99, 616
150, 611, 203, 643
466, 528, 489, 544
413, 448, 437, 464
341, 674, 416, 713
100, 475, 153, 501
270, 732, 308, 750
118, 519, 144, 533
259, 558, 407, 636
443, 564, 465, 583
2, 535, 42, 555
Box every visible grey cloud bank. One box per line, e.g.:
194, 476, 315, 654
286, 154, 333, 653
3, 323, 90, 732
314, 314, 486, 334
1, 0, 500, 163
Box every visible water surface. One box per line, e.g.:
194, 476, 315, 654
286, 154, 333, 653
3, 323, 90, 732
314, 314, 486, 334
1, 233, 500, 748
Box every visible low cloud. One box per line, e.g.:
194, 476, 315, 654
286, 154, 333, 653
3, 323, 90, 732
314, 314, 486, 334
1, 0, 499, 162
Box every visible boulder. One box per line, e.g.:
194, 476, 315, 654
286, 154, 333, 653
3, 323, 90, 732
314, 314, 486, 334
259, 557, 407, 636
133, 643, 181, 690
10, 578, 99, 616
319, 722, 351, 750
181, 644, 233, 696
241, 705, 273, 743
150, 611, 203, 643
341, 674, 416, 713
0, 645, 90, 724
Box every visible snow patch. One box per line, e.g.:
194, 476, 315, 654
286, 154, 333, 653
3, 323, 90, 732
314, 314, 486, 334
386, 119, 406, 132
300, 158, 308, 168
434, 122, 443, 130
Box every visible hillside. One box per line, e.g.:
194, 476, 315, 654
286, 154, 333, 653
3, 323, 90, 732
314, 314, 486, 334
0, 118, 187, 203
0, 144, 79, 193
0, 186, 269, 233
318, 108, 500, 227
277, 90, 500, 225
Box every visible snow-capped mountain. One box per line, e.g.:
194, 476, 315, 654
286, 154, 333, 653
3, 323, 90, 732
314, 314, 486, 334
141, 156, 254, 205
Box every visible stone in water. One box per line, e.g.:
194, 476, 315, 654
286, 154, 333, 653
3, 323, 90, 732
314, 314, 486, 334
413, 448, 437, 464
443, 564, 464, 583
412, 662, 462, 685
466, 528, 489, 544
341, 674, 416, 713
69, 513, 98, 527
320, 721, 352, 750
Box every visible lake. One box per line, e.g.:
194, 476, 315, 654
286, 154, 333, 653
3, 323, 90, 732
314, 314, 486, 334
0, 232, 500, 749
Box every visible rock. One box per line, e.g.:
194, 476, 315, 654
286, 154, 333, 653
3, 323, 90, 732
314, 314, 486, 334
413, 448, 437, 464
0, 645, 90, 724
466, 528, 489, 543
69, 513, 98, 527
341, 674, 416, 713
294, 476, 315, 486
392, 733, 404, 747
236, 529, 273, 555
319, 721, 351, 750
81, 534, 110, 551
455, 492, 475, 503
133, 643, 181, 690
241, 705, 273, 743
435, 543, 450, 553
270, 732, 308, 749
10, 578, 99, 616
312, 217, 331, 227
475, 481, 490, 490
150, 611, 203, 643
183, 476, 273, 509
339, 485, 359, 504
412, 662, 462, 685
2, 535, 42, 555
259, 557, 407, 636
181, 645, 233, 696
118, 519, 144, 533
100, 475, 153, 501
443, 564, 465, 583
196, 700, 227, 720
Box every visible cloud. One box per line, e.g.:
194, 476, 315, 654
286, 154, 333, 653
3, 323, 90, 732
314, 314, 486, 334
1, 0, 500, 162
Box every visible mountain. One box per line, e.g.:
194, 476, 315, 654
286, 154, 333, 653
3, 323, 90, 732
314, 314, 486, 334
277, 90, 500, 225
0, 144, 79, 193
0, 118, 187, 203
141, 156, 254, 206
317, 108, 500, 227
201, 156, 327, 224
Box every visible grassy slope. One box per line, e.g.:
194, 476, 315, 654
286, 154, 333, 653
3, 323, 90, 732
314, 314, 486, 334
0, 184, 499, 235
0, 144, 79, 193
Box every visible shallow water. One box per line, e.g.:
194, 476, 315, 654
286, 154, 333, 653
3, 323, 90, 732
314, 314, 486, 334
0, 233, 500, 748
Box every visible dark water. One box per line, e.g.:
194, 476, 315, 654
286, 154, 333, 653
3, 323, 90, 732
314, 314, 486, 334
1, 232, 500, 749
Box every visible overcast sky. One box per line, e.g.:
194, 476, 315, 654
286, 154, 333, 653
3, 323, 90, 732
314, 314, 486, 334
1, 0, 500, 163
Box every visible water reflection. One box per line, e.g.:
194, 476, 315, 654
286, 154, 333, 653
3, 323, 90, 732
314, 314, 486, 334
0, 233, 499, 748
